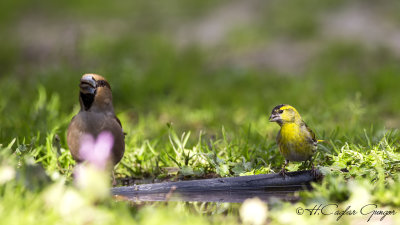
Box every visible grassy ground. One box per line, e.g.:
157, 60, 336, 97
1, 0, 400, 224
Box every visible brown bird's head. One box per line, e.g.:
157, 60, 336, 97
79, 74, 114, 113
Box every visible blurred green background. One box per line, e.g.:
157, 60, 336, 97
1, 0, 400, 175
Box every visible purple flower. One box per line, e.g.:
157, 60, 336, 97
79, 131, 114, 170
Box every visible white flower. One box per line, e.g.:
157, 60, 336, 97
0, 165, 15, 185
240, 197, 268, 225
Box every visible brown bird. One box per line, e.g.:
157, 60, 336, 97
67, 74, 125, 168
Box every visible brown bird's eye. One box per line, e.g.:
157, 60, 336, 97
278, 110, 284, 114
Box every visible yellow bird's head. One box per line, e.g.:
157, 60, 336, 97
269, 104, 302, 125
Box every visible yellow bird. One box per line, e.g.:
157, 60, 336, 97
269, 104, 319, 176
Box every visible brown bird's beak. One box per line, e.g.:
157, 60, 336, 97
80, 75, 97, 95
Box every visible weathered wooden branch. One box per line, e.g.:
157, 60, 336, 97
112, 170, 321, 203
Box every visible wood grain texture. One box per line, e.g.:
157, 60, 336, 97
112, 170, 321, 203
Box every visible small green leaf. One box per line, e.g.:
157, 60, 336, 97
216, 164, 230, 176
180, 165, 194, 176
232, 164, 245, 175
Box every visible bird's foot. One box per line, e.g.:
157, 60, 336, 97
310, 165, 321, 179
279, 167, 288, 178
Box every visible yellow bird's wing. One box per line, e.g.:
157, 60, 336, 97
301, 121, 318, 148
276, 129, 282, 147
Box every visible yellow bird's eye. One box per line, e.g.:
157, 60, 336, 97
278, 110, 284, 114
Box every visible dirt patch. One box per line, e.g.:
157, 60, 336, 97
320, 2, 400, 55
175, 0, 261, 47
174, 1, 400, 74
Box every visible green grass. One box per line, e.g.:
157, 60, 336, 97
1, 0, 400, 224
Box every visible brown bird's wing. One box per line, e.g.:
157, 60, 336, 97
114, 115, 127, 136
66, 115, 84, 162
102, 115, 126, 165
114, 116, 122, 128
